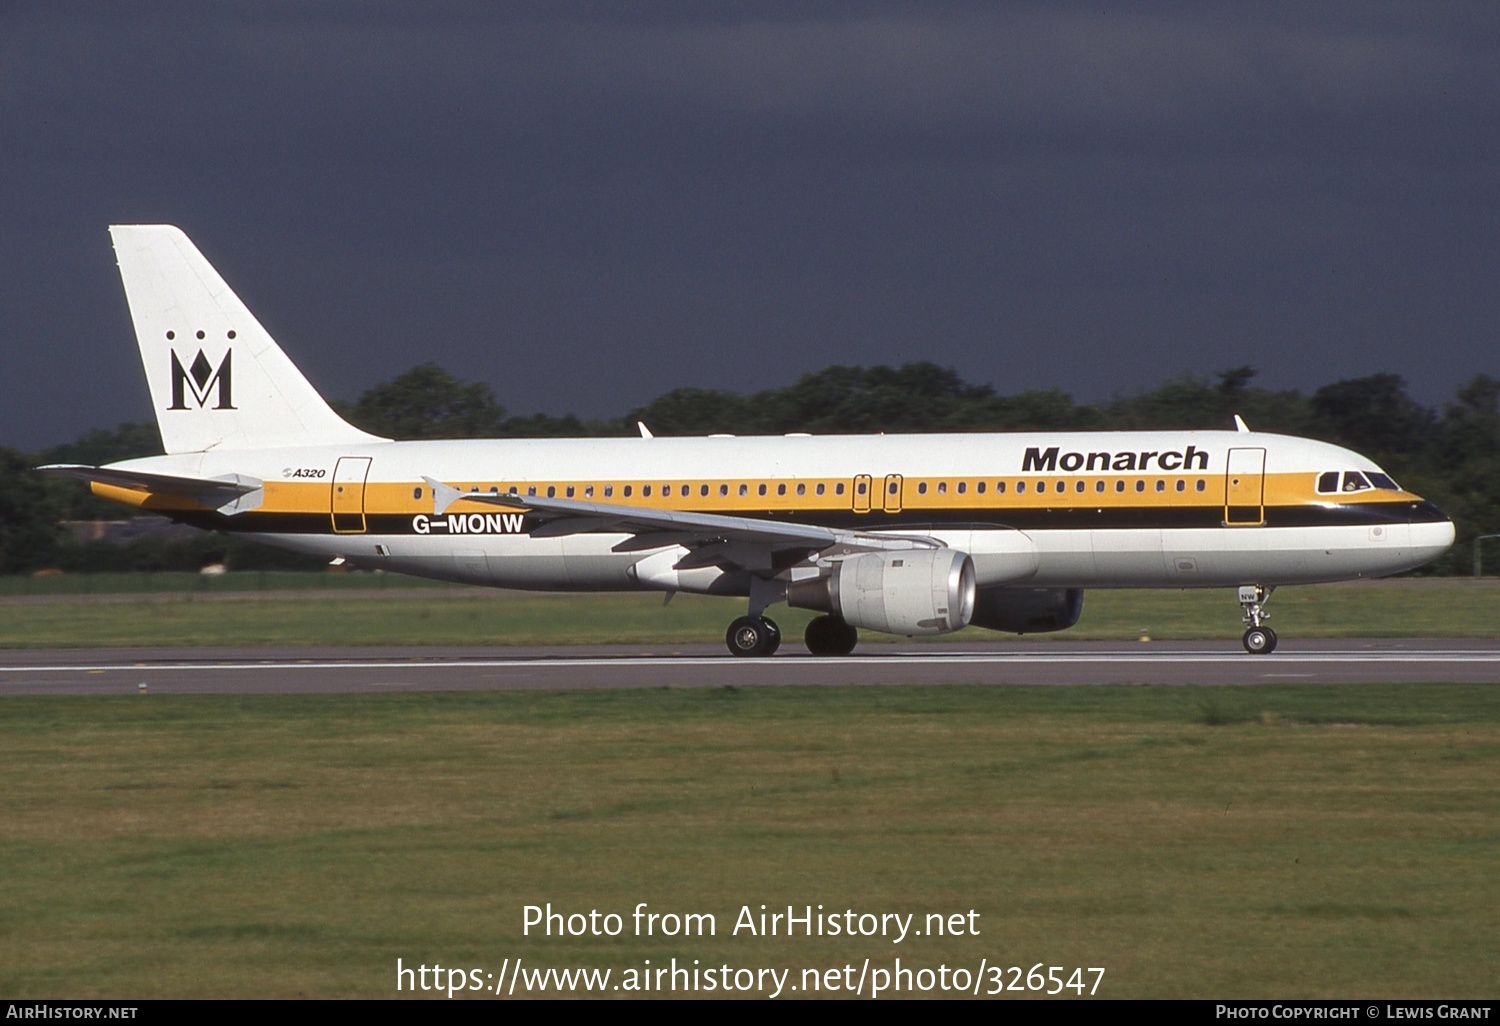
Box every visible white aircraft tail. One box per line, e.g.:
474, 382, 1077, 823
109, 225, 385, 454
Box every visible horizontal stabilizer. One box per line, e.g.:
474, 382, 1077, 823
39, 464, 264, 515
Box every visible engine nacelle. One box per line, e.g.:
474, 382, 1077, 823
968, 587, 1083, 634
788, 549, 976, 636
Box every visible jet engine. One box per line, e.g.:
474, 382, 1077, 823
968, 587, 1083, 634
788, 548, 976, 635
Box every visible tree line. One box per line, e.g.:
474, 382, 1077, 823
3, 363, 1496, 575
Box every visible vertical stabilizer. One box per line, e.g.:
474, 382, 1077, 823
109, 225, 385, 453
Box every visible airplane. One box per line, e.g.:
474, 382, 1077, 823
42, 225, 1455, 657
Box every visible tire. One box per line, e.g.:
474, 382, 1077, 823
805, 615, 833, 656
829, 619, 858, 655
761, 617, 782, 656
1242, 626, 1277, 655
727, 615, 771, 657
805, 615, 858, 656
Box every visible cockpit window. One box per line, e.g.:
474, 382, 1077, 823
1318, 470, 1400, 494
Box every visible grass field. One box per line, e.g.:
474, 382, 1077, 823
1, 576, 1498, 648
2, 684, 1497, 999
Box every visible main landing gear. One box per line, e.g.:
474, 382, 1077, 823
723, 577, 858, 657
723, 613, 859, 657
1238, 584, 1277, 655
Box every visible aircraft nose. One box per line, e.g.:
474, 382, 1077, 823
1408, 500, 1456, 556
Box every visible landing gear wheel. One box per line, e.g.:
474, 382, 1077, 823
726, 615, 776, 657
805, 615, 858, 656
761, 617, 782, 656
1242, 626, 1278, 655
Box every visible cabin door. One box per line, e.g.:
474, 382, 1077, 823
1224, 448, 1266, 526
331, 457, 372, 534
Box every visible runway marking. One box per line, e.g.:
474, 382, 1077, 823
6, 649, 1500, 674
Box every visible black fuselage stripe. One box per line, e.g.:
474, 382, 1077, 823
170, 501, 1437, 536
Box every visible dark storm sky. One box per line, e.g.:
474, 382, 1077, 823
3, 2, 1497, 450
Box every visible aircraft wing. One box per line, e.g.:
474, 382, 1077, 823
39, 464, 264, 515
423, 477, 938, 571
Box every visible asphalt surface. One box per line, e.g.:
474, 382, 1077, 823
1, 639, 1498, 695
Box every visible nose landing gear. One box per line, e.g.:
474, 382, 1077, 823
1238, 584, 1277, 654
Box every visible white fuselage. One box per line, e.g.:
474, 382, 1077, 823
108, 428, 1455, 596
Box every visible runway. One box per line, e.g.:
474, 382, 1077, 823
1, 639, 1498, 694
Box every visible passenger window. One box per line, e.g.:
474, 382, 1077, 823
719, 484, 728, 496
603, 485, 613, 497
995, 481, 1005, 493
643, 485, 652, 497
957, 482, 966, 494
1016, 481, 1026, 494
1135, 480, 1145, 493
1075, 480, 1085, 493
1175, 479, 1185, 492
977, 481, 986, 494
918, 482, 928, 495
777, 483, 786, 496
937, 482, 947, 494
622, 485, 631, 497
547, 486, 556, 498
816, 482, 825, 495
527, 486, 537, 496
699, 484, 708, 497
1155, 480, 1165, 493
1195, 480, 1205, 492
758, 484, 767, 496
836, 483, 845, 495
585, 485, 594, 498
1115, 480, 1124, 493
1095, 480, 1104, 493
739, 484, 748, 496
1036, 481, 1046, 493
681, 485, 690, 497
796, 483, 805, 496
